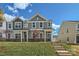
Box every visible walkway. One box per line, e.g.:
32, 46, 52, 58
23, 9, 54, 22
53, 42, 72, 56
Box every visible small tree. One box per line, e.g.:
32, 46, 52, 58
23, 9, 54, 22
0, 9, 3, 14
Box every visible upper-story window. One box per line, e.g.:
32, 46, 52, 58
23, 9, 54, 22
48, 22, 51, 27
40, 22, 43, 28
32, 22, 36, 28
37, 17, 39, 20
8, 23, 11, 28
23, 23, 28, 29
0, 22, 2, 27
15, 22, 22, 29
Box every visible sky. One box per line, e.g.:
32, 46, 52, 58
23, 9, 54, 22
0, 3, 79, 35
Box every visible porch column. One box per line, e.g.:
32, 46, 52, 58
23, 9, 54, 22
44, 30, 46, 42
21, 31, 22, 42
51, 31, 52, 42
27, 31, 28, 42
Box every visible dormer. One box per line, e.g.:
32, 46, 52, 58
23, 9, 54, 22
13, 17, 23, 30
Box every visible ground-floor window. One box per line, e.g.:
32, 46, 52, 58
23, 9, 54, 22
8, 34, 10, 39
76, 35, 79, 43
15, 34, 21, 39
40, 33, 43, 39
67, 37, 69, 41
0, 33, 2, 38
47, 32, 51, 39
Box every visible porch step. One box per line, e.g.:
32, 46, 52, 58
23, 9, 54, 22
53, 42, 72, 56
58, 53, 72, 56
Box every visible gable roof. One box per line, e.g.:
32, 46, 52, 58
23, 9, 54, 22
63, 20, 79, 23
29, 13, 48, 21
13, 17, 23, 22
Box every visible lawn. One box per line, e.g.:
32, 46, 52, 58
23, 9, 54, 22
0, 42, 57, 56
63, 43, 79, 56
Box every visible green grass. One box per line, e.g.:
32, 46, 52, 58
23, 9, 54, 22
62, 43, 77, 56
0, 42, 57, 56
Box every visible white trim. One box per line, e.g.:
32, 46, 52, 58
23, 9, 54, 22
32, 22, 36, 29
39, 22, 44, 29
51, 32, 52, 42
44, 30, 46, 42
30, 29, 44, 30
28, 21, 49, 22
75, 34, 76, 43
31, 32, 33, 39
76, 24, 78, 31
27, 31, 28, 42
21, 32, 22, 42
29, 13, 48, 21
7, 22, 13, 29
23, 22, 28, 29
14, 22, 22, 29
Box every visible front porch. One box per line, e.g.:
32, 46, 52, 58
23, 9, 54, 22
29, 29, 52, 42
6, 30, 28, 42
6, 29, 52, 42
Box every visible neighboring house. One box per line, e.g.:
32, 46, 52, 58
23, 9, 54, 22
58, 21, 79, 44
0, 12, 52, 42
0, 11, 6, 39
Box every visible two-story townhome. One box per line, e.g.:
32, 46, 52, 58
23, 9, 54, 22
6, 17, 29, 42
0, 10, 6, 40
28, 13, 52, 42
5, 13, 52, 42
58, 20, 79, 44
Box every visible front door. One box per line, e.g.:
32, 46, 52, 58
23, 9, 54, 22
76, 35, 79, 43
47, 33, 51, 41
23, 32, 27, 41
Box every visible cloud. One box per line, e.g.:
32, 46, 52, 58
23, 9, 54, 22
7, 3, 32, 15
7, 6, 14, 11
52, 24, 60, 30
13, 9, 18, 13
3, 13, 15, 21
20, 16, 26, 20
52, 24, 60, 36
28, 9, 32, 13
3, 13, 27, 21
53, 31, 58, 36
7, 6, 18, 13
14, 3, 31, 9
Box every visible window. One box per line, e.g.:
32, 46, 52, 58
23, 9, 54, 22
9, 23, 11, 28
0, 22, 2, 27
67, 28, 69, 33
32, 22, 35, 28
15, 34, 21, 39
15, 22, 22, 29
40, 22, 43, 28
8, 34, 10, 39
37, 17, 39, 20
23, 23, 28, 29
47, 32, 51, 39
67, 37, 69, 41
78, 24, 79, 28
48, 22, 51, 27
40, 33, 43, 39
0, 33, 2, 38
